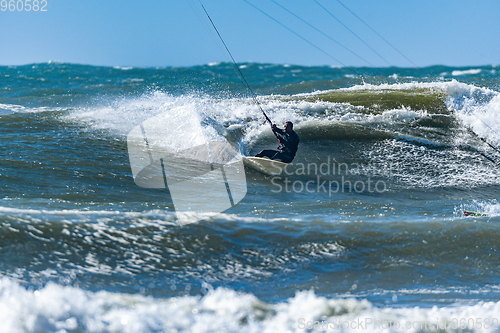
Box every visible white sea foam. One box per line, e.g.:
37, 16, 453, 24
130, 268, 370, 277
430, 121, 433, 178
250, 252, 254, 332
0, 204, 303, 226
0, 205, 179, 228
0, 103, 62, 116
328, 80, 500, 145
113, 66, 133, 71
64, 91, 202, 136
452, 69, 482, 76
445, 84, 500, 145
0, 103, 26, 115
1, 278, 500, 333
340, 79, 494, 96
63, 90, 312, 155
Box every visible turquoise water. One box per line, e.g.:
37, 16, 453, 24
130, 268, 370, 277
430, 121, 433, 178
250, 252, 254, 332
1, 62, 500, 332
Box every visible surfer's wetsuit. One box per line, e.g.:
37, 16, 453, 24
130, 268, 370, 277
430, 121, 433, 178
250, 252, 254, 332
256, 126, 299, 163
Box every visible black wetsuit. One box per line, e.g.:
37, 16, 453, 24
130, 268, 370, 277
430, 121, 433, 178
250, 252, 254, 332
255, 127, 299, 163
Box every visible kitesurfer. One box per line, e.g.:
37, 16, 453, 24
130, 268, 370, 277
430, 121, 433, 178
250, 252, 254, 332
255, 121, 299, 163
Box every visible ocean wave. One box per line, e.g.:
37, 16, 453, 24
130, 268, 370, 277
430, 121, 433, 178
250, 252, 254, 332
1, 278, 500, 333
61, 80, 497, 143
0, 204, 304, 226
55, 80, 500, 195
0, 103, 61, 116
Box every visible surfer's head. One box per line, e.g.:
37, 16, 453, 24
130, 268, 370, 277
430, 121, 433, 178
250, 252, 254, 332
284, 121, 293, 133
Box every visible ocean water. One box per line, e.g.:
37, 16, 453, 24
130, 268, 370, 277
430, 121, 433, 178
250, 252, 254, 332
1, 62, 500, 332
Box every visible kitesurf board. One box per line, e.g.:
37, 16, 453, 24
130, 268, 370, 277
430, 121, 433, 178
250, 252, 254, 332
242, 157, 289, 176
463, 210, 488, 217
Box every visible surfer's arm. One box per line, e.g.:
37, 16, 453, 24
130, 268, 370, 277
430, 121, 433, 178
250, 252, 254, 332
271, 125, 284, 142
272, 126, 284, 136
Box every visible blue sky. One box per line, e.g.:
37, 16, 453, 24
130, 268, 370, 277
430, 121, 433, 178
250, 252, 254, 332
0, 0, 498, 68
